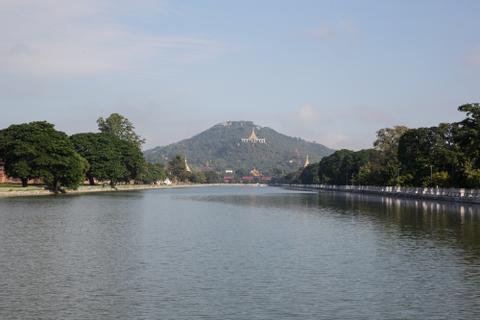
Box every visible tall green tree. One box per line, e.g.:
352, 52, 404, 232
115, 138, 145, 183
316, 149, 367, 185
373, 126, 410, 157
373, 126, 409, 184
70, 133, 126, 186
398, 127, 435, 186
398, 125, 461, 187
299, 163, 320, 184
354, 150, 390, 186
456, 103, 480, 168
0, 122, 87, 191
97, 113, 146, 147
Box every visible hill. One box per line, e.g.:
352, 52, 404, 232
144, 121, 334, 175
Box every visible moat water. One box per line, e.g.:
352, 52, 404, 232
1, 186, 479, 319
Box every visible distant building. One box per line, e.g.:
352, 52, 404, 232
225, 169, 234, 174
241, 128, 266, 144
250, 167, 261, 177
239, 167, 273, 184
223, 175, 235, 183
242, 176, 254, 182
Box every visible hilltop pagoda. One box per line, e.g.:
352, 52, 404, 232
241, 128, 266, 144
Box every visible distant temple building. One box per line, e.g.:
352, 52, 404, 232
184, 156, 192, 173
241, 128, 266, 144
223, 175, 235, 183
250, 167, 261, 177
303, 154, 310, 168
241, 167, 272, 183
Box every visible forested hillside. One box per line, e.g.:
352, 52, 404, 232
145, 121, 334, 175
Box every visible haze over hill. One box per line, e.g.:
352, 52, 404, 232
144, 121, 334, 175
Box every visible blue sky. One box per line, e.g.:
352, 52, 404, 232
0, 0, 479, 150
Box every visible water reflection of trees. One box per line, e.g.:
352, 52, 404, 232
195, 190, 480, 256
321, 192, 480, 246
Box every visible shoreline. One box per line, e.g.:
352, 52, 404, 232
0, 183, 268, 198
281, 184, 480, 205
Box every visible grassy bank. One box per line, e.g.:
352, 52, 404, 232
0, 183, 266, 198
0, 184, 158, 198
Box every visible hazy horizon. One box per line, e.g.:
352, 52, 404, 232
1, 0, 478, 150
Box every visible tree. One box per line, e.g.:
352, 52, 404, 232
457, 103, 480, 168
374, 126, 410, 157
40, 151, 88, 193
97, 113, 145, 147
299, 163, 319, 184
204, 171, 222, 184
189, 170, 206, 184
0, 124, 40, 186
115, 138, 145, 183
430, 171, 451, 188
373, 125, 409, 184
398, 128, 435, 186
0, 122, 87, 191
168, 155, 190, 182
398, 125, 462, 187
71, 132, 145, 187
287, 105, 480, 188
316, 149, 372, 185
70, 133, 126, 185
465, 167, 480, 188
140, 162, 166, 184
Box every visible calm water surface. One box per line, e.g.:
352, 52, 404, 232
1, 186, 480, 319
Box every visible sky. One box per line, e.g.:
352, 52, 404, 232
0, 0, 479, 150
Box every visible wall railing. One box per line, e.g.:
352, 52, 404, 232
280, 184, 480, 204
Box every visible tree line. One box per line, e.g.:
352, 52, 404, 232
283, 104, 480, 188
0, 113, 219, 192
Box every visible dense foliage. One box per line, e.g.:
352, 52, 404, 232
140, 162, 167, 184
0, 122, 87, 191
97, 113, 146, 147
71, 133, 126, 185
145, 121, 333, 175
287, 104, 480, 188
0, 115, 175, 189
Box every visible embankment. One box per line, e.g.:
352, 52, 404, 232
282, 184, 480, 205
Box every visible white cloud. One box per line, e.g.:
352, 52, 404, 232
295, 104, 320, 123
266, 104, 394, 151
0, 0, 221, 77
